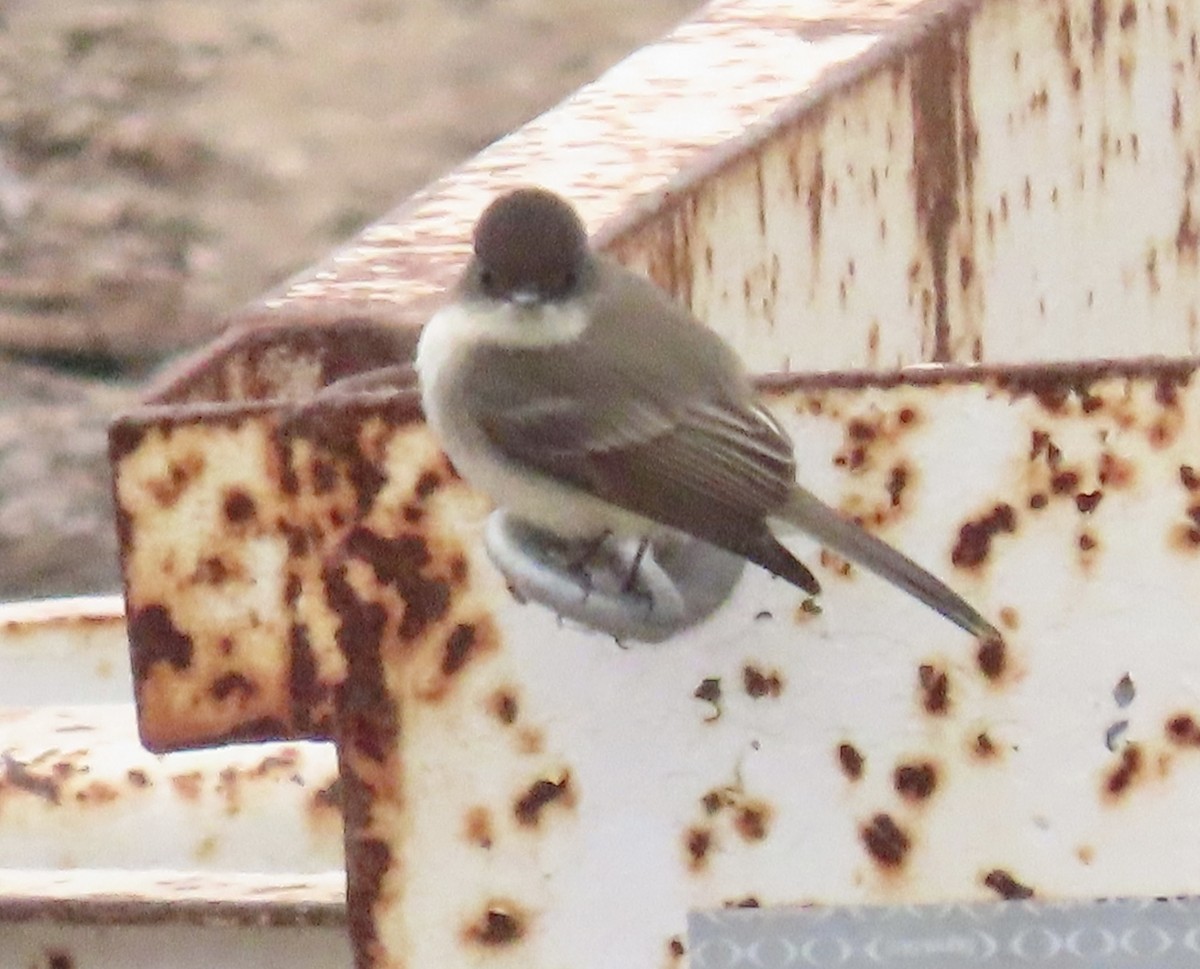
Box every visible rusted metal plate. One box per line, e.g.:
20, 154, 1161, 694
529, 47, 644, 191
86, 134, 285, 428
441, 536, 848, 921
197, 360, 1200, 968
0, 597, 131, 706
111, 355, 1200, 966
0, 597, 349, 965
171, 0, 1200, 378
102, 0, 1200, 967
5, 922, 348, 969
0, 706, 342, 873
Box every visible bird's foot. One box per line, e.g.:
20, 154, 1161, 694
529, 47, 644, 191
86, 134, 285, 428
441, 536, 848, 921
563, 530, 614, 596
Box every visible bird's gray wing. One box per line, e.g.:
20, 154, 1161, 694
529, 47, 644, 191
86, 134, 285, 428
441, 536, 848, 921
459, 332, 818, 591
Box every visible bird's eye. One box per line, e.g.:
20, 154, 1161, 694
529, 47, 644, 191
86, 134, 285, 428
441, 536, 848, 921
480, 268, 496, 290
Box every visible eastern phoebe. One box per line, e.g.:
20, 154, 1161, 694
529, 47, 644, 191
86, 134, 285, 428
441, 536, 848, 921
416, 187, 997, 640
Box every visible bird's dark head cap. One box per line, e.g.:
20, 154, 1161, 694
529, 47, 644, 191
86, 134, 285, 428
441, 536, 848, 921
471, 187, 589, 303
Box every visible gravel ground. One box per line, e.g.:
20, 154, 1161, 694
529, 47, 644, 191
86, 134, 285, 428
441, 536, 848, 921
0, 0, 699, 599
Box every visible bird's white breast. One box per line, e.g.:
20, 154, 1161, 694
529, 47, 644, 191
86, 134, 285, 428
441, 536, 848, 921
415, 299, 651, 538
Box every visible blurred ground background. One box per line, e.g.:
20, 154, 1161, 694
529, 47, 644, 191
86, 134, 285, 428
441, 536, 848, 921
0, 0, 699, 599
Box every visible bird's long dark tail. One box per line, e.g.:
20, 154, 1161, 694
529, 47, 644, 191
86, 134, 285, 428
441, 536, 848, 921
772, 485, 998, 639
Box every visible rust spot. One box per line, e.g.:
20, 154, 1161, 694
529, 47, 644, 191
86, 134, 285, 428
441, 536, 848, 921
464, 806, 494, 849
311, 777, 341, 812
668, 937, 686, 960
952, 504, 1016, 568
489, 688, 519, 725
819, 548, 853, 578
1166, 713, 1200, 745
281, 523, 310, 558
127, 768, 150, 788
847, 418, 878, 443
1104, 743, 1142, 798
1098, 451, 1134, 488
1030, 429, 1050, 459
441, 623, 479, 677
959, 254, 974, 290
171, 771, 203, 801
307, 456, 336, 494
685, 826, 713, 871
976, 635, 1007, 680
128, 605, 193, 680
1028, 492, 1048, 510
894, 761, 938, 801
223, 488, 257, 524
1092, 0, 1108, 51
1075, 490, 1103, 513
701, 790, 724, 815
834, 446, 867, 471
734, 802, 772, 842
1148, 416, 1179, 449
1180, 465, 1200, 491
795, 597, 821, 620
414, 470, 441, 498
897, 406, 917, 425
886, 463, 910, 508
918, 664, 950, 715
1, 754, 61, 803
1171, 523, 1200, 551
1050, 469, 1080, 495
1077, 844, 1095, 864
464, 905, 525, 947
910, 23, 967, 361
973, 731, 998, 758
1078, 531, 1098, 553
194, 556, 231, 585
860, 813, 911, 868
145, 454, 204, 507
1178, 199, 1199, 260
516, 727, 544, 756
837, 742, 865, 780
210, 671, 257, 702
743, 665, 783, 698
999, 606, 1020, 630
807, 150, 825, 252
725, 897, 762, 909
75, 780, 120, 804
983, 869, 1035, 899
289, 622, 322, 734
694, 677, 723, 721
514, 772, 573, 827
342, 528, 451, 640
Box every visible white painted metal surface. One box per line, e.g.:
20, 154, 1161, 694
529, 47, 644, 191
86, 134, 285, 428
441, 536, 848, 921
362, 367, 1200, 968
0, 597, 349, 968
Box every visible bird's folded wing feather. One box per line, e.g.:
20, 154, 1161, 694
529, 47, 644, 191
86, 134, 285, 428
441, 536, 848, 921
459, 337, 796, 548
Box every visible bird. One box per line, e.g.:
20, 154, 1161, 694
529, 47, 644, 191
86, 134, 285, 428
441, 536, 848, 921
414, 186, 997, 640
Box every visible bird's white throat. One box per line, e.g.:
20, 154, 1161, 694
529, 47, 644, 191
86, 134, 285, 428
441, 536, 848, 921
416, 298, 589, 383
414, 295, 638, 539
